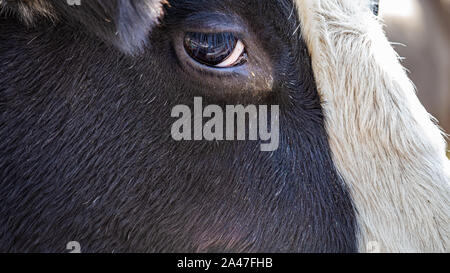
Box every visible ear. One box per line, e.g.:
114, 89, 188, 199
52, 0, 166, 54
0, 0, 166, 55
0, 0, 57, 25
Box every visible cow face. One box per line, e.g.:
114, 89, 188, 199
0, 0, 358, 252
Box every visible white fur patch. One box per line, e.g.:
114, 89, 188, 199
295, 0, 450, 252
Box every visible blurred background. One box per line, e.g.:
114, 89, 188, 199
380, 0, 450, 158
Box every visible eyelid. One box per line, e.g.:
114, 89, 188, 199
181, 12, 246, 35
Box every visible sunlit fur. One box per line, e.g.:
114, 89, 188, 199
295, 0, 450, 252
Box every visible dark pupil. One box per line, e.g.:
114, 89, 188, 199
184, 32, 237, 66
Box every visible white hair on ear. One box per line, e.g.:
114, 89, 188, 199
0, 0, 56, 25
295, 0, 450, 252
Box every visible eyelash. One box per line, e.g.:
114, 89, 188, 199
183, 32, 247, 68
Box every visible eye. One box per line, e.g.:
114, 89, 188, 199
183, 32, 247, 68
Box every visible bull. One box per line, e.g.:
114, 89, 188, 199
0, 0, 448, 252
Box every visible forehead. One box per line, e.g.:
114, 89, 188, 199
165, 0, 297, 20
164, 0, 378, 20
163, 0, 300, 39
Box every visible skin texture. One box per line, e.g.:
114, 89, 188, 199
0, 0, 358, 252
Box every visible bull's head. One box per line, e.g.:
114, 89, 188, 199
0, 0, 448, 253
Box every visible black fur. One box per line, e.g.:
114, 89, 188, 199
0, 0, 358, 252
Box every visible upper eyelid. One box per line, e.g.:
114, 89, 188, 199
180, 12, 246, 35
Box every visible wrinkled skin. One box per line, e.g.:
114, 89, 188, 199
0, 0, 358, 252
